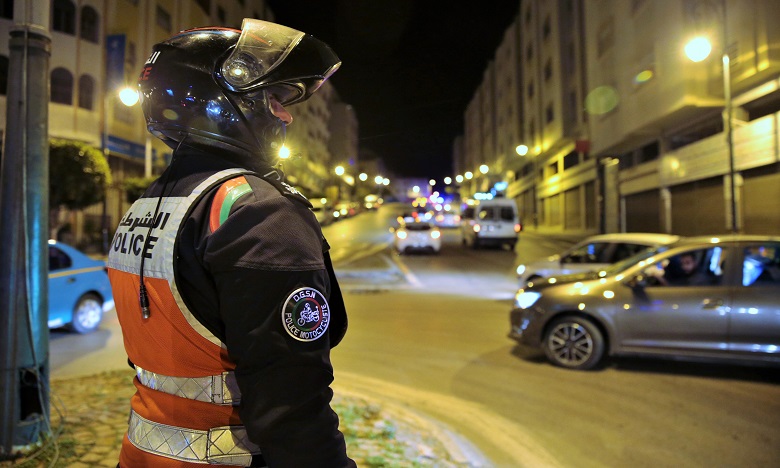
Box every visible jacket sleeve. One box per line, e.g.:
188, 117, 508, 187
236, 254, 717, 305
202, 185, 355, 467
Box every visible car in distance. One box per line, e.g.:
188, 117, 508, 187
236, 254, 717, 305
48, 240, 115, 333
516, 232, 680, 287
508, 235, 780, 370
394, 219, 441, 254
309, 197, 333, 226
460, 198, 521, 250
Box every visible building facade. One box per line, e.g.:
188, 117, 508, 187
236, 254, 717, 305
459, 0, 780, 236
0, 0, 353, 249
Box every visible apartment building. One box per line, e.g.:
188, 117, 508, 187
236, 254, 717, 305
0, 0, 353, 248
461, 0, 780, 236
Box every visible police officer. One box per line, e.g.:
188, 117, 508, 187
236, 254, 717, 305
106, 18, 354, 467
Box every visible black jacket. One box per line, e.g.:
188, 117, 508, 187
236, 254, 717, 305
148, 148, 353, 467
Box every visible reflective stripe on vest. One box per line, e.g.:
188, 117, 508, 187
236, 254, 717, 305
127, 410, 261, 466
136, 366, 242, 406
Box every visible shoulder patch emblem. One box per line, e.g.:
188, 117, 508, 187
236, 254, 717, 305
282, 287, 330, 342
209, 176, 252, 232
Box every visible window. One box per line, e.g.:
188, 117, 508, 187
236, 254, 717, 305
597, 17, 614, 57
649, 247, 725, 287
0, 55, 8, 95
156, 5, 171, 31
49, 247, 72, 271
195, 0, 210, 14
544, 60, 552, 81
80, 6, 99, 43
51, 67, 74, 104
542, 16, 551, 40
545, 104, 554, 124
563, 151, 578, 170
78, 75, 95, 110
52, 0, 76, 35
527, 81, 534, 99
526, 44, 533, 62
1, 0, 13, 20
565, 242, 615, 264
743, 244, 780, 286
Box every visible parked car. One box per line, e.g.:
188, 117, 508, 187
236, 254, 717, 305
394, 219, 441, 254
508, 235, 780, 370
516, 232, 680, 287
48, 240, 115, 333
460, 198, 521, 250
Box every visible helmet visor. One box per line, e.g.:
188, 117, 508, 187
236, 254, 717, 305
219, 18, 340, 104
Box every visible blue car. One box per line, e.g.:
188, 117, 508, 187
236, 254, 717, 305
48, 240, 114, 333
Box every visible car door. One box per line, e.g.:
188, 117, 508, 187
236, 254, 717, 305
616, 246, 730, 355
727, 241, 780, 358
48, 245, 79, 328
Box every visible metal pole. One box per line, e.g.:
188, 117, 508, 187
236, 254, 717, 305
723, 52, 737, 233
144, 133, 152, 178
721, 1, 738, 233
0, 0, 51, 457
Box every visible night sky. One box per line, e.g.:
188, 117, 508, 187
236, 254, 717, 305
265, 0, 521, 181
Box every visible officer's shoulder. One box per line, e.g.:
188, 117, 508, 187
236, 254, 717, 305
245, 173, 312, 208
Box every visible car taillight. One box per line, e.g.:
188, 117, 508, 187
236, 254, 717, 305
454, 215, 461, 222
514, 223, 522, 233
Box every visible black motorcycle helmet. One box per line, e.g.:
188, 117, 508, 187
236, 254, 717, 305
138, 18, 341, 169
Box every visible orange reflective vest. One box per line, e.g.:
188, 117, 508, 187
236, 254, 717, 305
107, 169, 260, 467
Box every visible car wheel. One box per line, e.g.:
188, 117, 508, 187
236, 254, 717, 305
69, 293, 103, 334
542, 316, 604, 370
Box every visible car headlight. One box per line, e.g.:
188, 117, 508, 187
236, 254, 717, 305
514, 290, 541, 309
516, 264, 526, 276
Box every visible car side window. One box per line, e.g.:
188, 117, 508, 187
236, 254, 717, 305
563, 242, 611, 264
742, 243, 780, 286
651, 247, 725, 287
611, 243, 646, 262
49, 246, 72, 271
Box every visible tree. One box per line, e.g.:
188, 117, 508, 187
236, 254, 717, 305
49, 139, 111, 240
122, 176, 155, 203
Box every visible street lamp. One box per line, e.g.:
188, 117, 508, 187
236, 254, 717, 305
117, 87, 154, 178
684, 9, 738, 233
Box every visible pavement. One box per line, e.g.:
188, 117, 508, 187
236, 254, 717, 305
1, 369, 485, 467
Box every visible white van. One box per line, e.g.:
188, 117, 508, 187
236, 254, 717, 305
460, 198, 521, 250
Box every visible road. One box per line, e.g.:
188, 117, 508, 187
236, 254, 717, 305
50, 203, 780, 467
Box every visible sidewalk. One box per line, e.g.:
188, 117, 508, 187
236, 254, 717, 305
1, 369, 479, 467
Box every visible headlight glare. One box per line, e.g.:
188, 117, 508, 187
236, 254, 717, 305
514, 290, 542, 309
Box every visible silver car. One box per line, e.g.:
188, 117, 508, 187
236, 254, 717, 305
516, 232, 680, 287
508, 235, 780, 370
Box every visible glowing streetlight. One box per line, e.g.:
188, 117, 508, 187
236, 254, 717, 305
335, 165, 345, 176
465, 171, 473, 180
278, 145, 291, 160
515, 144, 529, 156
479, 164, 488, 174
118, 87, 139, 106
359, 172, 368, 181
684, 36, 712, 63
444, 176, 452, 184
117, 86, 152, 178
429, 179, 436, 186
455, 175, 464, 183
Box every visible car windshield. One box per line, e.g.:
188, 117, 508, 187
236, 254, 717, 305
602, 245, 671, 276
